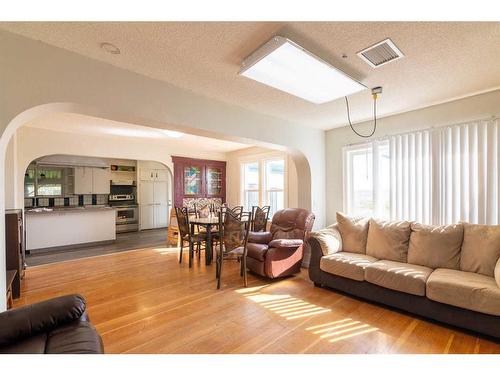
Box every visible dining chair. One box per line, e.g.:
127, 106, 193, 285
215, 210, 251, 289
227, 205, 244, 219
251, 205, 271, 232
194, 202, 211, 218
175, 207, 207, 268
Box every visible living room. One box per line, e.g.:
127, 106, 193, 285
1, 1, 499, 373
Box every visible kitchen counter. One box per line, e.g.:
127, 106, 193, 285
26, 206, 116, 251
26, 205, 115, 215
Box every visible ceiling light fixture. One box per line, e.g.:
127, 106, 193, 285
239, 36, 367, 104
162, 130, 184, 138
100, 42, 120, 55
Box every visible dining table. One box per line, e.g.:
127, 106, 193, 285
189, 214, 249, 266
189, 216, 219, 265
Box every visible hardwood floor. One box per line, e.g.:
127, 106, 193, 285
14, 246, 500, 354
26, 228, 168, 266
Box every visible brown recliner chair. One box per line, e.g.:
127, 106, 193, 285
246, 208, 315, 278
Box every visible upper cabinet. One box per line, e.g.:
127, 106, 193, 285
74, 167, 110, 195
172, 157, 226, 207
92, 168, 111, 194
74, 167, 93, 195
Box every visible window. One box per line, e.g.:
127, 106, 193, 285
240, 157, 286, 215
24, 165, 69, 197
344, 142, 389, 218
265, 159, 285, 216
343, 119, 500, 225
36, 167, 64, 196
242, 162, 260, 211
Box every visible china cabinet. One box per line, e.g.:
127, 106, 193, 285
172, 157, 226, 207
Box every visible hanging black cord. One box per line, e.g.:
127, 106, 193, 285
345, 95, 377, 138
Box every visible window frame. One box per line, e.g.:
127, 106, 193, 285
343, 140, 389, 218
241, 161, 260, 211
263, 157, 287, 216
239, 154, 288, 214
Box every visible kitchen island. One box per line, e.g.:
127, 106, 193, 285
26, 206, 116, 252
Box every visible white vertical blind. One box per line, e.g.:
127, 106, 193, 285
389, 130, 432, 224
344, 118, 499, 225
434, 119, 498, 225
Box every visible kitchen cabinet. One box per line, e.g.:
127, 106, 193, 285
172, 157, 226, 207
139, 168, 169, 230
92, 168, 111, 194
74, 167, 110, 195
74, 167, 93, 194
140, 168, 168, 182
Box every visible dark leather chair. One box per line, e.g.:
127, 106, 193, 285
0, 294, 103, 354
246, 208, 315, 279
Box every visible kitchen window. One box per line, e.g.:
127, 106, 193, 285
24, 165, 72, 197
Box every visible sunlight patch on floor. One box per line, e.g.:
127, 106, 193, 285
305, 318, 379, 343
237, 288, 330, 320
153, 247, 179, 254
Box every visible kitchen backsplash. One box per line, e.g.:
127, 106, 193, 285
25, 194, 109, 208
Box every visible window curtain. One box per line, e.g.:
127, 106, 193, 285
433, 119, 499, 225
389, 130, 432, 224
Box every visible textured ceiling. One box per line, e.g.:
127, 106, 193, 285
25, 113, 249, 153
2, 22, 500, 130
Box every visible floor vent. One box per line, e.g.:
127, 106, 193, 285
357, 38, 404, 68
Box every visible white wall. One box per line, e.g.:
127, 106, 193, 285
225, 146, 298, 209
4, 133, 17, 209
326, 89, 500, 225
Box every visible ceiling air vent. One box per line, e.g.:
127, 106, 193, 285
357, 38, 404, 68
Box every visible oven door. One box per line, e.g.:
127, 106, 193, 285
116, 207, 138, 224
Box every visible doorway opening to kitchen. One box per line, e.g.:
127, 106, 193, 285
22, 155, 172, 266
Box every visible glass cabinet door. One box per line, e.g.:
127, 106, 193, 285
184, 166, 202, 195
206, 166, 223, 196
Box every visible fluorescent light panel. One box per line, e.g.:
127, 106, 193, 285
240, 36, 366, 104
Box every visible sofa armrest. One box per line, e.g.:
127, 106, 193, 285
248, 231, 273, 244
309, 225, 342, 256
268, 238, 303, 250
495, 257, 500, 288
0, 294, 87, 347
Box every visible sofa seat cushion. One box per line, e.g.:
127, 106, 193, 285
320, 252, 377, 281
246, 243, 269, 261
426, 268, 500, 316
460, 223, 500, 276
336, 212, 369, 254
365, 260, 433, 296
408, 223, 463, 269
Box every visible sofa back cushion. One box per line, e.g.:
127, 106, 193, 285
336, 212, 369, 254
407, 223, 463, 269
366, 219, 411, 262
461, 223, 500, 276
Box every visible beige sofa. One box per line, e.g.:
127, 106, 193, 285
307, 212, 500, 340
